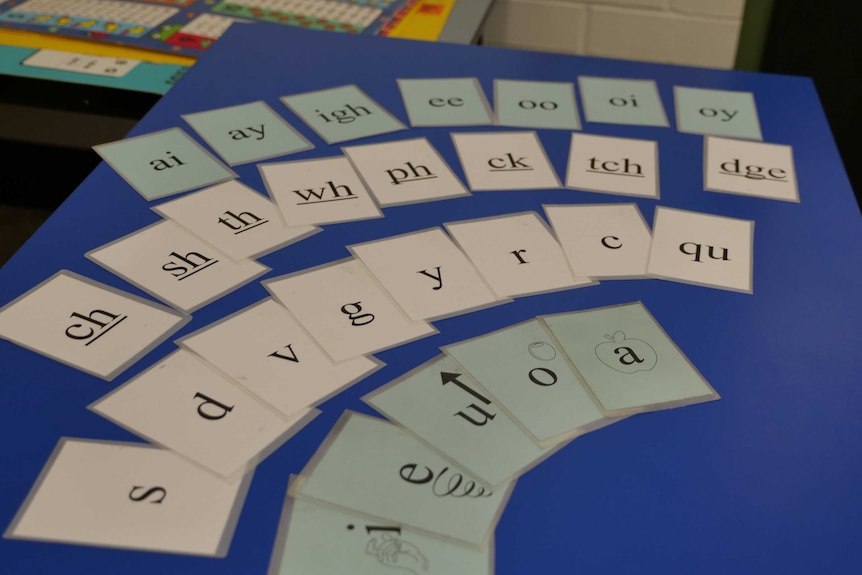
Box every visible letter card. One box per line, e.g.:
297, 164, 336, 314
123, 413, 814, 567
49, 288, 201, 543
675, 86, 762, 140
565, 133, 659, 199
578, 77, 669, 127
397, 78, 494, 126
451, 131, 561, 191
494, 79, 581, 130
704, 136, 799, 202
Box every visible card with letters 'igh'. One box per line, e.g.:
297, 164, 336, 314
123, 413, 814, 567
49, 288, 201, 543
291, 411, 513, 549
541, 302, 719, 416
5, 438, 252, 556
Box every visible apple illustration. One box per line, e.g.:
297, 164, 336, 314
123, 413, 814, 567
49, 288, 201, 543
594, 331, 657, 373
527, 341, 557, 361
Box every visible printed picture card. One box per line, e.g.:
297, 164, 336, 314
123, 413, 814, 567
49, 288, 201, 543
0, 271, 188, 381
5, 438, 252, 556
259, 156, 382, 227
647, 206, 754, 293
452, 131, 561, 191
292, 411, 514, 548
152, 180, 320, 261
90, 350, 319, 479
675, 86, 762, 141
364, 355, 559, 489
342, 138, 470, 207
494, 79, 581, 130
269, 496, 493, 575
87, 220, 269, 313
444, 212, 594, 298
263, 258, 436, 362
94, 128, 236, 201
443, 319, 619, 447
578, 77, 669, 127
545, 204, 653, 279
565, 133, 659, 199
281, 85, 406, 144
182, 100, 314, 166
397, 78, 494, 127
705, 136, 798, 202
349, 228, 503, 322
178, 299, 382, 418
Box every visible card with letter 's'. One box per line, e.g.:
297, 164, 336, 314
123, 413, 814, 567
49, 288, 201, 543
541, 302, 719, 416
364, 355, 559, 489
152, 180, 320, 261
291, 411, 513, 548
578, 77, 669, 127
451, 131, 561, 191
494, 79, 580, 130
397, 78, 494, 127
704, 136, 798, 202
87, 220, 269, 313
675, 86, 762, 140
0, 271, 188, 381
90, 349, 319, 479
565, 133, 659, 199
4, 438, 252, 556
178, 299, 382, 419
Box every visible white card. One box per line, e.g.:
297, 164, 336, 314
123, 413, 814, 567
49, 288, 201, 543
87, 220, 269, 313
263, 258, 437, 362
0, 271, 188, 381
90, 350, 319, 479
705, 136, 799, 202
451, 131, 561, 191
259, 156, 382, 227
152, 180, 320, 261
545, 203, 653, 279
23, 49, 139, 77
5, 438, 251, 556
342, 138, 470, 207
565, 133, 659, 199
178, 298, 382, 418
444, 212, 594, 298
349, 228, 504, 322
647, 206, 754, 293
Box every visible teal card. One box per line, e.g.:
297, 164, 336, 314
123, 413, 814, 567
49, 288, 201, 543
364, 355, 556, 489
675, 86, 763, 140
397, 78, 494, 127
182, 101, 313, 166
270, 497, 492, 575
541, 302, 719, 416
294, 412, 512, 548
443, 319, 615, 446
280, 85, 406, 144
93, 128, 236, 201
578, 76, 669, 127
494, 79, 580, 130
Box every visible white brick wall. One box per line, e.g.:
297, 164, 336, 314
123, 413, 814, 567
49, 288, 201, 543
483, 0, 745, 69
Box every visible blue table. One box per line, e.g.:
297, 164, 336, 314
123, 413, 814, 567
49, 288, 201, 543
2, 24, 860, 575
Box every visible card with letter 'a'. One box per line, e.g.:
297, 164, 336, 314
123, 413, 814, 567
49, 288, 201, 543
0, 270, 188, 381
290, 411, 513, 548
4, 438, 252, 556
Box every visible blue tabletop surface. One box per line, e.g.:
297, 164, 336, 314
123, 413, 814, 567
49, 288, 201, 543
1, 24, 861, 574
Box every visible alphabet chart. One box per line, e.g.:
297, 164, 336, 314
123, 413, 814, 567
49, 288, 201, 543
1, 24, 861, 575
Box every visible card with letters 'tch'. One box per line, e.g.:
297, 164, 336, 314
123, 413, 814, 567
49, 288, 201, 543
5, 438, 252, 556
541, 302, 719, 416
0, 270, 188, 381
291, 411, 514, 549
268, 495, 493, 575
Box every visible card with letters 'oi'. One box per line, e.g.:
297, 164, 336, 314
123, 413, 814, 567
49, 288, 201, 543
704, 136, 799, 202
541, 302, 720, 416
565, 133, 659, 199
5, 438, 252, 556
268, 493, 493, 575
178, 298, 383, 419
451, 131, 561, 191
89, 349, 319, 480
0, 270, 188, 381
364, 355, 561, 489
152, 180, 320, 261
578, 77, 669, 127
493, 79, 581, 130
397, 78, 495, 127
291, 411, 513, 548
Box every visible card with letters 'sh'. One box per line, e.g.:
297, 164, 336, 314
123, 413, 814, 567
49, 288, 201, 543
291, 411, 514, 548
178, 298, 382, 419
364, 355, 560, 489
541, 302, 719, 416
5, 438, 252, 556
90, 349, 319, 480
269, 495, 493, 575
152, 180, 320, 261
0, 270, 188, 381
87, 220, 270, 313
451, 131, 561, 191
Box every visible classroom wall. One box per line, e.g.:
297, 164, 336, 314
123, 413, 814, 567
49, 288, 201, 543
482, 0, 746, 69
